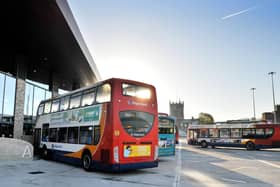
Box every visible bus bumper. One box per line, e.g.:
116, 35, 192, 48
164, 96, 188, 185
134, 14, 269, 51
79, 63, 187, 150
92, 160, 159, 172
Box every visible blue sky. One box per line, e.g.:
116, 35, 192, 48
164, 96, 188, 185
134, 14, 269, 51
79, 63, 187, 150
68, 0, 280, 121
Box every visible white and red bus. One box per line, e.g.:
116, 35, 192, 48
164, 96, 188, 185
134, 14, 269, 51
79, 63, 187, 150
187, 123, 280, 150
34, 78, 158, 171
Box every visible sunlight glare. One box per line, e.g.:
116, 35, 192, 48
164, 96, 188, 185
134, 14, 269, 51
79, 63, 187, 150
136, 89, 151, 99
183, 170, 228, 187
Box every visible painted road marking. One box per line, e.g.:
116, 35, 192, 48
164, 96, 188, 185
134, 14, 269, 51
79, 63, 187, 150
221, 178, 247, 184
230, 166, 255, 171
247, 155, 280, 169
257, 160, 280, 169
173, 139, 182, 187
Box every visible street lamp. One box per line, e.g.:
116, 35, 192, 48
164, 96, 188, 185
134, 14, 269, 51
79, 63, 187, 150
268, 72, 277, 123
250, 88, 256, 120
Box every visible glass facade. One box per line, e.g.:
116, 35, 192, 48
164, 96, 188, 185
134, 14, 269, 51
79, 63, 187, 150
0, 74, 16, 118
4, 76, 16, 116
0, 73, 4, 117
0, 71, 52, 136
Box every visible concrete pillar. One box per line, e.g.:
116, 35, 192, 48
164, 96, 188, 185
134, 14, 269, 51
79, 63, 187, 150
13, 57, 27, 139
49, 72, 59, 98
51, 81, 59, 98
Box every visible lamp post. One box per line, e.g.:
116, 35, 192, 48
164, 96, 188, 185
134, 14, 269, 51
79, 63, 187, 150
268, 72, 277, 123
251, 88, 256, 120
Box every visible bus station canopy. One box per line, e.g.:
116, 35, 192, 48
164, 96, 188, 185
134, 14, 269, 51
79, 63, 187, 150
1, 0, 100, 90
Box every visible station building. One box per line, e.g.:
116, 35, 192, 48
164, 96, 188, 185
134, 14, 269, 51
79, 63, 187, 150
0, 0, 100, 142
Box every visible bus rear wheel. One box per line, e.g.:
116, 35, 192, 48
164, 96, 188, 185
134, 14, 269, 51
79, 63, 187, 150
82, 152, 92, 171
246, 142, 255, 151
201, 141, 208, 148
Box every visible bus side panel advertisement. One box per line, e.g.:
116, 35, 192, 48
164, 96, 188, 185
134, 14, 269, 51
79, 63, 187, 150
50, 105, 101, 124
123, 145, 151, 157
159, 138, 174, 148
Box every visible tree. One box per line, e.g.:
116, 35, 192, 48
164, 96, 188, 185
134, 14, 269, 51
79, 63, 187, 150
198, 113, 214, 124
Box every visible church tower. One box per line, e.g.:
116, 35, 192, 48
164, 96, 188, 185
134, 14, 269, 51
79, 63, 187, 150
169, 100, 184, 129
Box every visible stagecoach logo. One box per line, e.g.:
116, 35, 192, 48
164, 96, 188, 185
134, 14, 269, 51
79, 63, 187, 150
51, 144, 62, 149
128, 100, 148, 107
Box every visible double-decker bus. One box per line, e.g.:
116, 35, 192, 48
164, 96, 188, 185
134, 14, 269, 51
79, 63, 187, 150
187, 123, 280, 150
158, 114, 176, 156
34, 78, 159, 171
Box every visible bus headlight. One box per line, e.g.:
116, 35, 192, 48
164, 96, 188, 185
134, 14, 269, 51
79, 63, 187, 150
113, 146, 119, 163
154, 145, 158, 160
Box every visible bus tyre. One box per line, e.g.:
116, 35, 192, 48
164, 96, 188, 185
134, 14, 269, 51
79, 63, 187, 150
201, 141, 208, 148
246, 142, 255, 151
82, 152, 92, 171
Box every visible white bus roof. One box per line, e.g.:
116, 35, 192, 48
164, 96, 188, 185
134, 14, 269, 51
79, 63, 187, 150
188, 123, 262, 129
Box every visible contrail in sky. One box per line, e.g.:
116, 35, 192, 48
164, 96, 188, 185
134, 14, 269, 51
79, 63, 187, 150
222, 6, 256, 20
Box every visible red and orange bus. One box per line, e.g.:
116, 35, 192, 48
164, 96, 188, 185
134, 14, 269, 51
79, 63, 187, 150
187, 123, 280, 150
34, 78, 158, 171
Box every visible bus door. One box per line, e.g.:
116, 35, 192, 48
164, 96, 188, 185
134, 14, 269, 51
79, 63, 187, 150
42, 124, 49, 142
188, 129, 199, 144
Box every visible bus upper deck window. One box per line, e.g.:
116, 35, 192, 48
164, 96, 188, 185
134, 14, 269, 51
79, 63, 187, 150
82, 89, 95, 106
60, 96, 69, 111
122, 83, 151, 99
38, 104, 44, 115
51, 99, 60, 113
44, 101, 51, 114
70, 93, 81, 109
96, 83, 111, 103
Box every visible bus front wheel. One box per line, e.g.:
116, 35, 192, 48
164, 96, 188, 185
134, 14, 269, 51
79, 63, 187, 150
201, 141, 208, 148
82, 152, 92, 171
246, 142, 255, 151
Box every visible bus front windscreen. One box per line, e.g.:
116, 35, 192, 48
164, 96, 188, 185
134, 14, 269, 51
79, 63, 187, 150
159, 118, 174, 134
159, 127, 174, 134
120, 111, 154, 137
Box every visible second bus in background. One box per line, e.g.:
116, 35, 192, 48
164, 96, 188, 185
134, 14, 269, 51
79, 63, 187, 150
158, 113, 176, 157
